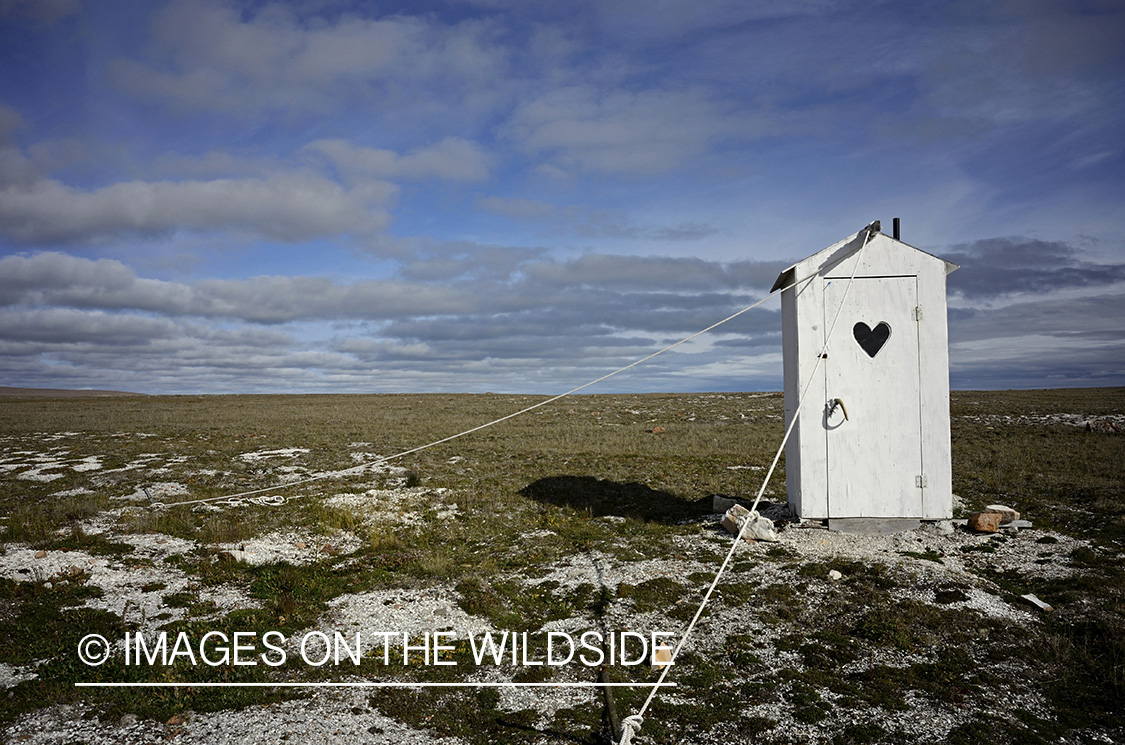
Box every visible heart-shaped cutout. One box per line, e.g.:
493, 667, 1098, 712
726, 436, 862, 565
853, 322, 891, 357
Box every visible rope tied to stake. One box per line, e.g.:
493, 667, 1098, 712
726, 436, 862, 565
618, 715, 644, 745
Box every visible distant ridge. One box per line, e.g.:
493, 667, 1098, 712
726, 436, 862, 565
0, 386, 146, 398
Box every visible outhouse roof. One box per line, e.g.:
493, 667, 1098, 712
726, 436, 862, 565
771, 221, 958, 292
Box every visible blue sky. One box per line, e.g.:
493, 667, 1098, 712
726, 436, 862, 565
0, 0, 1122, 394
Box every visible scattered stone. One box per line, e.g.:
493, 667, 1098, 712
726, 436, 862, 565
828, 570, 843, 581
922, 520, 955, 536
117, 713, 137, 728
721, 504, 779, 543
967, 512, 1001, 533
1020, 593, 1053, 612
166, 714, 184, 726
652, 645, 673, 667
984, 505, 1020, 524
294, 541, 307, 550
1085, 419, 1122, 434
646, 426, 666, 434
1006, 519, 1033, 529
34, 550, 46, 559
322, 544, 338, 555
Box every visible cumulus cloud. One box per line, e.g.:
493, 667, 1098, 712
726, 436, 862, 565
0, 253, 475, 322
0, 247, 788, 393
945, 237, 1125, 299
0, 308, 177, 344
938, 236, 1125, 387
5, 231, 1122, 393
107, 0, 508, 117
0, 172, 393, 244
949, 293, 1125, 388
0, 130, 501, 245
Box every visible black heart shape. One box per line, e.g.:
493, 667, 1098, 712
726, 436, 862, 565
853, 322, 891, 357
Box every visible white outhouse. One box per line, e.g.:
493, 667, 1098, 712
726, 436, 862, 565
771, 221, 958, 524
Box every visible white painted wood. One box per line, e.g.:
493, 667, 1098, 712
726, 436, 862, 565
777, 227, 955, 520
823, 276, 922, 517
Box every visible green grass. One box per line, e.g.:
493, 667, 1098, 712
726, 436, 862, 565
0, 388, 1122, 743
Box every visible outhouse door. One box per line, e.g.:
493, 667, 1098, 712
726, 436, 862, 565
821, 275, 925, 517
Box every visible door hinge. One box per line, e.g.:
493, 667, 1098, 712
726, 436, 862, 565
913, 306, 923, 321
915, 474, 928, 489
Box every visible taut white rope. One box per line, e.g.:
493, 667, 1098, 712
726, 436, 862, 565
151, 271, 817, 510
616, 225, 874, 744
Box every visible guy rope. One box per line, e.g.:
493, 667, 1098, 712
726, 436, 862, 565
148, 222, 876, 512
615, 223, 873, 743
145, 221, 878, 743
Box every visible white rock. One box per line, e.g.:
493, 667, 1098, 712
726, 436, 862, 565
984, 504, 1020, 524
721, 504, 779, 543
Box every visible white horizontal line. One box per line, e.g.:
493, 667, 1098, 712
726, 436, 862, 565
75, 681, 676, 688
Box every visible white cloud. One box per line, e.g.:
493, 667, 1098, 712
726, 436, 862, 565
0, 307, 178, 345
0, 253, 474, 323
0, 172, 392, 244
107, 0, 509, 117
306, 138, 490, 183
3, 233, 1122, 393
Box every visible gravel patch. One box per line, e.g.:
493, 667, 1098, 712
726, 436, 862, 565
0, 662, 38, 689
326, 488, 458, 528
318, 587, 493, 641
0, 543, 258, 633
3, 690, 469, 745
217, 529, 365, 566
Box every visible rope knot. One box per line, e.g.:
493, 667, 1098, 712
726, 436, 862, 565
618, 714, 644, 745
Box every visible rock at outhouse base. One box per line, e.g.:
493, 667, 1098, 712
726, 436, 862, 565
721, 504, 780, 542
826, 518, 922, 535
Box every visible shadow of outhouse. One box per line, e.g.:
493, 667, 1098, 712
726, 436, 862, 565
519, 475, 709, 525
